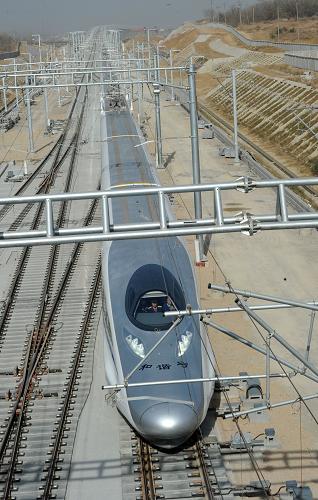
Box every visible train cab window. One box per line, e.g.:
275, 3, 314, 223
134, 290, 176, 329
125, 264, 186, 331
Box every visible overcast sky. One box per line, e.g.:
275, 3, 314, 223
0, 0, 244, 37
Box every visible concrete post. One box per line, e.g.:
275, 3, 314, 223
188, 62, 204, 263
25, 76, 34, 153
232, 69, 240, 163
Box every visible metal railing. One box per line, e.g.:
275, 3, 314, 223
0, 176, 317, 248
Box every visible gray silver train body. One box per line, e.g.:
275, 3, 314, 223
101, 105, 215, 449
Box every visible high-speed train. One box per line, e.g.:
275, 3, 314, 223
101, 97, 215, 449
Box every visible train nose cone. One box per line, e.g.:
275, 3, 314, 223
140, 403, 198, 449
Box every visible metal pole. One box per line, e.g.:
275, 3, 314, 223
43, 87, 49, 129
153, 83, 163, 169
238, 300, 318, 379
170, 50, 174, 101
14, 59, 19, 110
125, 318, 182, 382
2, 78, 7, 112
232, 69, 240, 163
164, 301, 318, 317
38, 35, 42, 69
224, 392, 318, 419
202, 319, 318, 382
57, 80, 61, 107
102, 373, 288, 391
137, 61, 143, 125
188, 61, 204, 263
266, 333, 271, 405
25, 76, 34, 153
147, 29, 151, 68
305, 309, 315, 362
208, 283, 318, 312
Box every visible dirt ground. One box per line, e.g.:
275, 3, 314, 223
238, 17, 318, 44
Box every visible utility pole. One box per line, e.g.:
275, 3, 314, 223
188, 62, 204, 264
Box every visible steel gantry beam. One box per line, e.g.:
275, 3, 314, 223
0, 176, 317, 248
0, 66, 187, 91
0, 58, 151, 76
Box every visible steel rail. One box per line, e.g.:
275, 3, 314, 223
40, 264, 101, 498
195, 441, 215, 499
138, 438, 157, 500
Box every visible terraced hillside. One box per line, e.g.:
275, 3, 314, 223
200, 50, 283, 76
206, 70, 318, 166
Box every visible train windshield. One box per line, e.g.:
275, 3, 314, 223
134, 290, 177, 329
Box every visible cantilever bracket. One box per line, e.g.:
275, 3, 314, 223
235, 176, 254, 193
239, 213, 260, 236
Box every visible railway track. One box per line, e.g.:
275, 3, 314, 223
0, 87, 81, 225
0, 86, 88, 336
119, 424, 232, 500
0, 192, 101, 499
0, 244, 101, 499
0, 78, 105, 498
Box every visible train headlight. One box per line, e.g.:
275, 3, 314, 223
126, 334, 145, 358
177, 331, 193, 357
